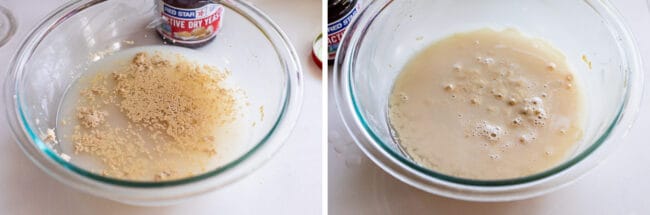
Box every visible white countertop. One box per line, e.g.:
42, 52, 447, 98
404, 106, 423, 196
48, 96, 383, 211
329, 0, 650, 214
0, 0, 322, 214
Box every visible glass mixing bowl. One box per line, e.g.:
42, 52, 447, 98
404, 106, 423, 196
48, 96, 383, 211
5, 0, 302, 206
334, 0, 643, 202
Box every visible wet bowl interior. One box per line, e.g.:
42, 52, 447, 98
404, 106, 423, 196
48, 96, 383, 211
6, 0, 301, 205
336, 0, 642, 201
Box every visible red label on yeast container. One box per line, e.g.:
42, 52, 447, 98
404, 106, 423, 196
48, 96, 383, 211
157, 1, 224, 45
327, 5, 358, 60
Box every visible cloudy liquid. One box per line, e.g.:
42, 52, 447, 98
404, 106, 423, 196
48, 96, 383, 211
388, 29, 584, 180
56, 46, 253, 181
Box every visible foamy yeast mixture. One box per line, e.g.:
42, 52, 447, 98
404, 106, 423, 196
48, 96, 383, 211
389, 29, 584, 180
56, 47, 251, 181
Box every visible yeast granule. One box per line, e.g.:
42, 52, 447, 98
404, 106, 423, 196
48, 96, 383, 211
71, 52, 238, 181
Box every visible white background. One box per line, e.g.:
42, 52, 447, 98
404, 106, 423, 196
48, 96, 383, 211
329, 0, 650, 214
0, 0, 322, 214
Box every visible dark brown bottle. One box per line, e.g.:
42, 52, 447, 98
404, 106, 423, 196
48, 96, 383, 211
327, 0, 359, 64
156, 0, 224, 48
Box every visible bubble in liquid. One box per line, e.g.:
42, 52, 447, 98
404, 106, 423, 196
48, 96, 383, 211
473, 121, 505, 142
519, 133, 537, 144
528, 97, 543, 105
481, 57, 495, 65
